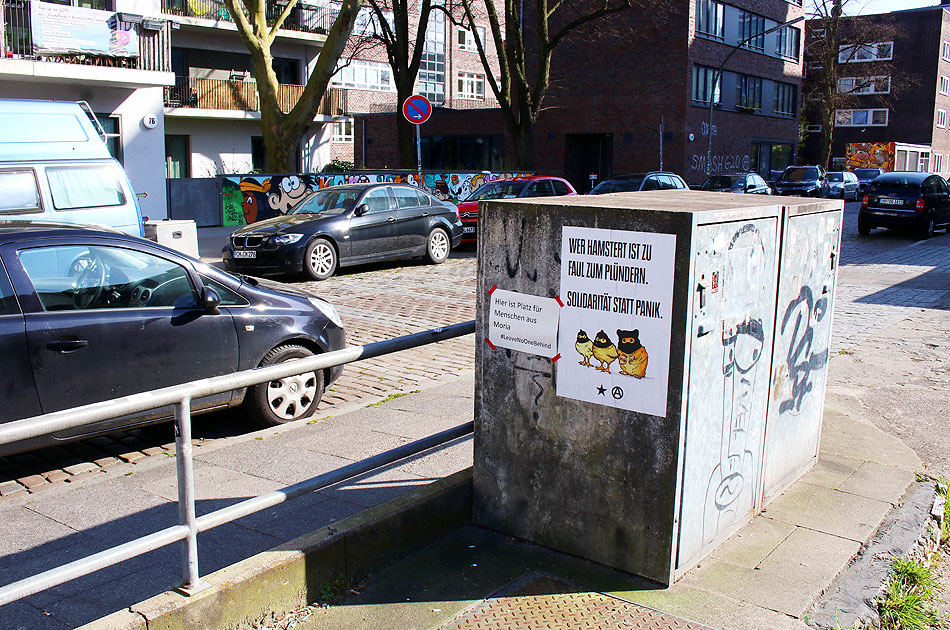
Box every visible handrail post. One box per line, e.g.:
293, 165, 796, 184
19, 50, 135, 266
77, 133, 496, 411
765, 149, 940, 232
174, 397, 208, 594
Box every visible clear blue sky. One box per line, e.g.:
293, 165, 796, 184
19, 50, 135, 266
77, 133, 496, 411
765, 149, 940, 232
840, 0, 940, 15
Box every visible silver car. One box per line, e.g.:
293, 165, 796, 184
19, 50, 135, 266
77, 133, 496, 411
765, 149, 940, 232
827, 171, 860, 200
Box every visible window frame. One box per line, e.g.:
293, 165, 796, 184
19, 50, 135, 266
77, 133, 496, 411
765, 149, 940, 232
937, 109, 947, 129
835, 108, 889, 127
695, 0, 724, 40
331, 117, 354, 143
738, 11, 766, 51
692, 65, 721, 105
773, 81, 797, 117
838, 75, 891, 95
839, 41, 893, 64
775, 26, 801, 61
457, 71, 485, 100
736, 74, 763, 111
457, 25, 486, 52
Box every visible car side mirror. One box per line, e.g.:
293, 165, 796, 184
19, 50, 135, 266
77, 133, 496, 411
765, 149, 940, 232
202, 286, 221, 311
353, 204, 369, 217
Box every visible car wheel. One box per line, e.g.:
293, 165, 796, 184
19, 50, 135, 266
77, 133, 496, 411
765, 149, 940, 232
247, 344, 323, 427
304, 238, 337, 281
426, 227, 450, 264
857, 215, 872, 236
920, 213, 936, 240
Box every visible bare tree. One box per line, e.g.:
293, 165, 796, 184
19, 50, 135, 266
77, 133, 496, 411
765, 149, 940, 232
803, 0, 900, 168
224, 0, 364, 172
457, 0, 671, 169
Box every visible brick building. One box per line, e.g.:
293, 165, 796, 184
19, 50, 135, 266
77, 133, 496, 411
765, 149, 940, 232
355, 0, 806, 189
801, 4, 950, 175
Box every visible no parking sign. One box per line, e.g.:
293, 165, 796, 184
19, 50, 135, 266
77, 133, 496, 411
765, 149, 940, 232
402, 95, 432, 124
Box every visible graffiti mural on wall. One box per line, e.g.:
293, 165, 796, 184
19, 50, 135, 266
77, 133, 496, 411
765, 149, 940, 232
689, 153, 752, 175
846, 142, 895, 171
222, 171, 531, 226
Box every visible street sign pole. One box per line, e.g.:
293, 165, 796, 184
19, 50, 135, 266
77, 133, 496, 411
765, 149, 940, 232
402, 95, 432, 187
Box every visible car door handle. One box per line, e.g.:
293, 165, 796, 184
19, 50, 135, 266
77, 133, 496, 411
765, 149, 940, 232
47, 339, 88, 353
387, 217, 396, 223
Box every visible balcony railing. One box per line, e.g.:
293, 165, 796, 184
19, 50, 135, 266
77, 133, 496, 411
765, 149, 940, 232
160, 0, 332, 35
164, 76, 347, 116
1, 0, 172, 73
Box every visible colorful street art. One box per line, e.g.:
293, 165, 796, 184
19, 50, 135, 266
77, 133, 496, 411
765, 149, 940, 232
846, 142, 895, 171
221, 171, 531, 226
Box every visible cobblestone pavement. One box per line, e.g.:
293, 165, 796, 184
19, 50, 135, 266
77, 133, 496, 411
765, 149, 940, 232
1, 202, 947, 500
0, 250, 479, 501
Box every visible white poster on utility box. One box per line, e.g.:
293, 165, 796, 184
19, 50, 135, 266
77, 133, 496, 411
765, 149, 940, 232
488, 289, 560, 358
556, 226, 676, 416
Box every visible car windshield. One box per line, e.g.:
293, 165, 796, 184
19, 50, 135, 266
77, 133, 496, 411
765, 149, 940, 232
591, 176, 644, 193
700, 176, 736, 189
854, 168, 881, 179
781, 167, 819, 181
464, 181, 528, 201
290, 188, 360, 215
827, 173, 843, 182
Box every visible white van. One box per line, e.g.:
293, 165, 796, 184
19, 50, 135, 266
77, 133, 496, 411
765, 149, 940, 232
0, 99, 144, 236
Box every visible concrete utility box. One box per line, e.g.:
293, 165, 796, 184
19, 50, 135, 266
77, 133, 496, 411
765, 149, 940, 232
474, 191, 841, 586
145, 219, 200, 259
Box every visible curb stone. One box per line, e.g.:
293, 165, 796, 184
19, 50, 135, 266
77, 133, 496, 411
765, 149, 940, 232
807, 480, 938, 629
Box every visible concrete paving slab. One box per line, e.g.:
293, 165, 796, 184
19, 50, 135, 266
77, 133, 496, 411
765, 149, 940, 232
235, 495, 360, 542
134, 458, 283, 507
393, 437, 474, 481
762, 482, 893, 542
819, 409, 921, 472
2, 599, 73, 630
620, 584, 812, 630
321, 465, 433, 509
341, 406, 469, 441
288, 424, 414, 460
195, 434, 355, 485
0, 505, 80, 555
797, 452, 863, 490
838, 461, 916, 505
703, 515, 796, 569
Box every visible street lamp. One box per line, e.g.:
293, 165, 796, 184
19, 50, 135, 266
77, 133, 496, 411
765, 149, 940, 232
705, 15, 806, 176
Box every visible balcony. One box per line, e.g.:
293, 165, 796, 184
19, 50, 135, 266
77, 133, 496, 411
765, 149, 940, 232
1, 0, 173, 78
160, 0, 331, 36
164, 76, 347, 117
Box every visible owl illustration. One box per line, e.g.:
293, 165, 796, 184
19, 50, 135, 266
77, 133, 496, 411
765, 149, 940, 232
575, 330, 594, 367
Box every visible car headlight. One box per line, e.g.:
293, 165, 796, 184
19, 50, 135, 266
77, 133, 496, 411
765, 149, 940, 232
271, 233, 304, 246
308, 296, 343, 328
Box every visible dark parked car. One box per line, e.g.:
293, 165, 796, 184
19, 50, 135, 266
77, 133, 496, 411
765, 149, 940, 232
224, 183, 464, 280
826, 171, 860, 200
0, 221, 345, 456
859, 172, 950, 238
771, 166, 829, 197
697, 173, 771, 194
854, 167, 885, 193
588, 172, 688, 194
455, 176, 576, 244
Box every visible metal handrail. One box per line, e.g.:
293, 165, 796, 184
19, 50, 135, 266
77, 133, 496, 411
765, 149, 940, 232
0, 320, 476, 606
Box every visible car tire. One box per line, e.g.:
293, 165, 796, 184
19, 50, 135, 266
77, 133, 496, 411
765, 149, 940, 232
304, 238, 337, 281
426, 227, 450, 264
857, 215, 872, 236
920, 213, 936, 240
247, 344, 323, 427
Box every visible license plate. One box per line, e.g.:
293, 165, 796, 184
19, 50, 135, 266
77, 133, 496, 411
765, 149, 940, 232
879, 198, 903, 206
233, 250, 256, 259
463, 227, 476, 234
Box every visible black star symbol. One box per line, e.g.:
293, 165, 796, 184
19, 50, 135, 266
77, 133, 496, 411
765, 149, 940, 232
596, 385, 606, 396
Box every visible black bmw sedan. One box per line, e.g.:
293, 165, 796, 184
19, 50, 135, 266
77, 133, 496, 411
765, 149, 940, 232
0, 221, 345, 456
224, 183, 464, 280
859, 172, 950, 238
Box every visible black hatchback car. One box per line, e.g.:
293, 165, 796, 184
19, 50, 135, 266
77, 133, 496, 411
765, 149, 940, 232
224, 183, 464, 280
772, 166, 829, 197
859, 172, 950, 238
0, 221, 345, 456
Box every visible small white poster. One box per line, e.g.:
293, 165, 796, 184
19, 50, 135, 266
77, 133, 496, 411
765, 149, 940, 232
488, 289, 560, 358
556, 226, 676, 416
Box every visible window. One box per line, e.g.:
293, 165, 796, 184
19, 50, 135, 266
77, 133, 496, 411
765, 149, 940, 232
457, 72, 485, 99
941, 76, 950, 95
811, 28, 826, 39
773, 81, 797, 116
806, 124, 822, 133
736, 74, 763, 110
692, 65, 721, 104
0, 170, 41, 214
18, 244, 198, 312
934, 153, 944, 173
776, 26, 801, 60
552, 180, 572, 195
523, 180, 554, 197
331, 60, 395, 91
458, 26, 485, 51
943, 41, 950, 61
392, 186, 421, 208
361, 188, 392, 213
837, 76, 890, 95
839, 41, 893, 63
332, 117, 353, 143
739, 12, 765, 51
419, 6, 446, 104
352, 7, 393, 36
937, 109, 947, 128
695, 0, 723, 39
95, 114, 122, 164
835, 108, 888, 126
46, 165, 126, 210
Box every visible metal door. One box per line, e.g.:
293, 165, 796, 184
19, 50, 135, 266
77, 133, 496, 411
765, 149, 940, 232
761, 209, 841, 502
676, 216, 779, 572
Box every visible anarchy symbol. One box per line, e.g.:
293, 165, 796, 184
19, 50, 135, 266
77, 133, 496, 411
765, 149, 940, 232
611, 386, 623, 400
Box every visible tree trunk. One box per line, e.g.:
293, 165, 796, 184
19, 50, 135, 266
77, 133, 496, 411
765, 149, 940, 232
395, 84, 417, 169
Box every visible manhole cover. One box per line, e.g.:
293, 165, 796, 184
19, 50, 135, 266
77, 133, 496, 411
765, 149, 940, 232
439, 572, 715, 630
